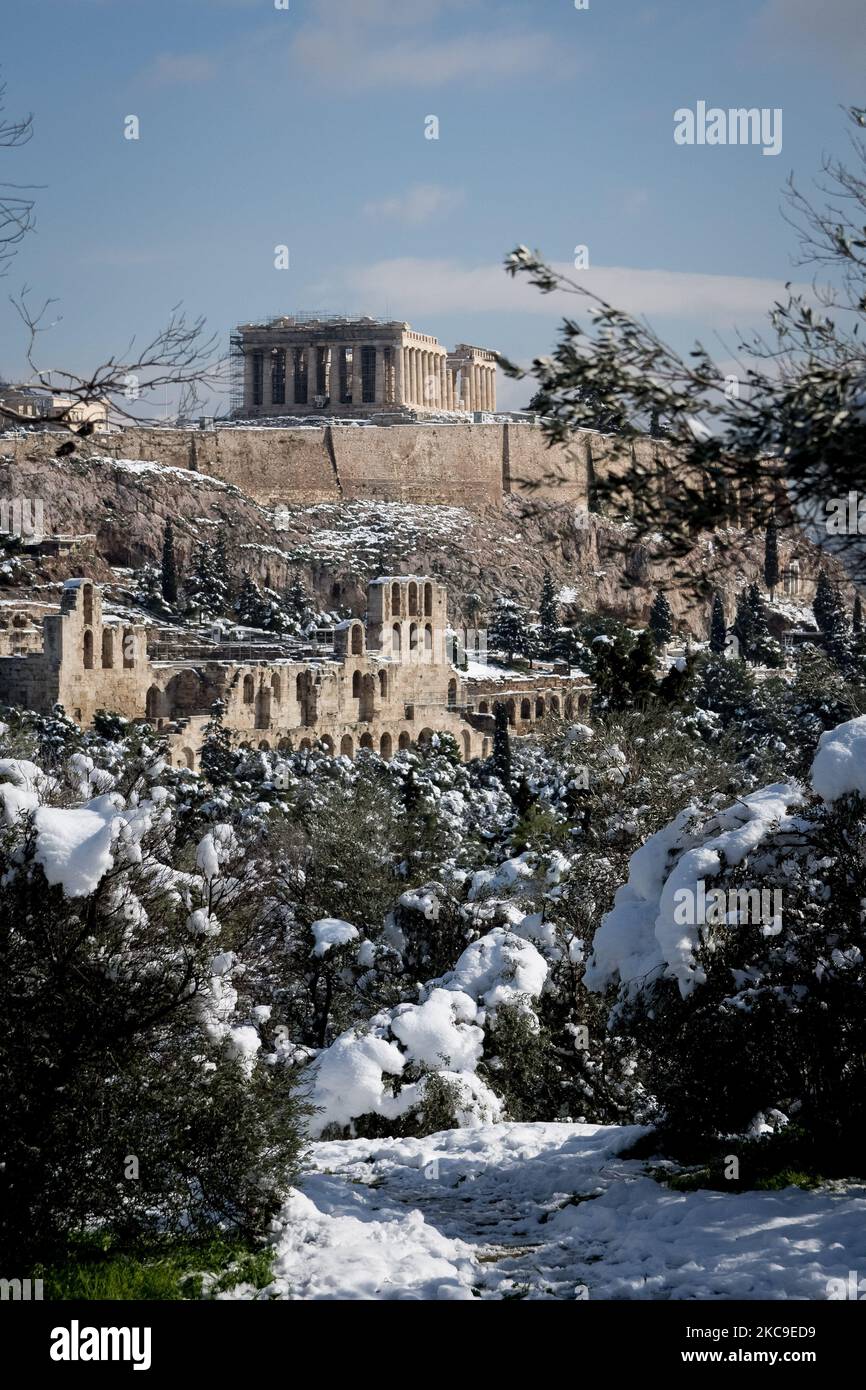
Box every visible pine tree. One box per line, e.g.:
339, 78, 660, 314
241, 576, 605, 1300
821, 582, 852, 668
492, 702, 512, 788
161, 519, 178, 605
539, 572, 558, 655
621, 629, 658, 708
854, 593, 863, 636
234, 573, 269, 629
185, 541, 228, 618
734, 582, 783, 667
709, 593, 727, 654
763, 514, 780, 595
488, 595, 535, 665
286, 575, 315, 634
732, 587, 756, 660
212, 528, 232, 613
648, 590, 673, 648
199, 700, 235, 788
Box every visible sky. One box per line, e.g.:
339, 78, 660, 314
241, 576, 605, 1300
0, 0, 864, 413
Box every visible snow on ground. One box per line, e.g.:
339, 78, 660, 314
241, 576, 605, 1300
226, 1123, 866, 1301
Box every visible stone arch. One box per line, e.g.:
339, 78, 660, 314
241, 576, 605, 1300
359, 672, 375, 722
340, 734, 354, 758
550, 694, 561, 716
146, 685, 160, 719
379, 669, 388, 698
352, 670, 362, 698
380, 732, 393, 759
101, 628, 114, 669
243, 674, 254, 704
398, 731, 411, 750
462, 730, 471, 761
181, 748, 195, 769
83, 628, 94, 670
299, 738, 312, 752
506, 699, 516, 727
409, 622, 419, 656
424, 582, 433, 617
408, 581, 419, 616
392, 623, 402, 658
320, 735, 334, 756
277, 737, 292, 753
482, 737, 491, 757
351, 623, 364, 656
296, 671, 317, 726
271, 673, 281, 703
478, 700, 489, 714
535, 696, 545, 718
391, 582, 401, 617
447, 678, 457, 708
418, 727, 434, 745
122, 628, 135, 670
165, 668, 209, 717
82, 583, 94, 626
258, 740, 271, 751
424, 623, 433, 657
521, 698, 531, 720
360, 732, 373, 750
565, 694, 574, 718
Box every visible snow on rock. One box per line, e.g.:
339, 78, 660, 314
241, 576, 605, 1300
585, 784, 803, 998
811, 716, 866, 802
310, 917, 360, 956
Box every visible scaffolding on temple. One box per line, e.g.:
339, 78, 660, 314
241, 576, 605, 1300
228, 331, 245, 417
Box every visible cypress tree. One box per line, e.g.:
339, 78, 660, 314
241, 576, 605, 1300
489, 595, 534, 665
813, 571, 835, 634
648, 590, 673, 648
161, 518, 178, 605
199, 700, 235, 788
539, 571, 558, 655
492, 702, 512, 789
763, 514, 780, 595
709, 593, 727, 654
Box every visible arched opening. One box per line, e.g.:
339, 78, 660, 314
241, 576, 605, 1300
380, 732, 393, 759
482, 737, 490, 757
478, 701, 489, 714
550, 694, 561, 716
146, 685, 160, 719
296, 671, 317, 726
296, 673, 304, 703
398, 731, 411, 751
101, 628, 114, 669
340, 734, 354, 759
565, 694, 574, 718
352, 670, 362, 698
418, 727, 434, 745
424, 623, 433, 657
462, 731, 471, 761
360, 732, 373, 750
321, 735, 334, 756
506, 699, 516, 727
535, 697, 545, 718
391, 582, 401, 617
409, 623, 419, 656
277, 738, 292, 753
299, 738, 312, 751
359, 673, 375, 722
243, 674, 254, 704
271, 674, 281, 703
378, 669, 388, 698
351, 624, 363, 656
521, 698, 531, 720
83, 628, 94, 670
424, 582, 433, 616
392, 623, 402, 658
181, 748, 195, 770
122, 628, 135, 670
258, 740, 270, 751
408, 581, 419, 616
447, 679, 457, 708
82, 584, 93, 626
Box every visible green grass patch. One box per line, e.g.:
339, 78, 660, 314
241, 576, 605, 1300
35, 1233, 276, 1301
623, 1124, 862, 1193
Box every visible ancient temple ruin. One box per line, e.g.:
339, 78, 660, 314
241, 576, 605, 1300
232, 315, 498, 418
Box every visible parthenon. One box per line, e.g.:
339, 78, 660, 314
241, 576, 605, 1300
233, 315, 498, 418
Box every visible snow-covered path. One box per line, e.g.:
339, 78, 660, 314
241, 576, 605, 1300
239, 1124, 866, 1301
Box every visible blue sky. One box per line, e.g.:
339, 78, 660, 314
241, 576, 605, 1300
1, 0, 863, 411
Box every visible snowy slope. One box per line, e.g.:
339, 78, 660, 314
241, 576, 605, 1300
224, 1124, 866, 1301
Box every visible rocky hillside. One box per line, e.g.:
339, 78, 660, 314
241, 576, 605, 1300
0, 440, 835, 637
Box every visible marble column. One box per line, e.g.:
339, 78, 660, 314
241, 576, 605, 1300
331, 346, 343, 406
412, 349, 421, 406
261, 349, 273, 410
374, 346, 384, 404
394, 343, 403, 406
439, 356, 447, 410
305, 346, 317, 406
351, 346, 363, 408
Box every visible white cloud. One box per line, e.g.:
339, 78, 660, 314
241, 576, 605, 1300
362, 184, 464, 226
319, 257, 811, 325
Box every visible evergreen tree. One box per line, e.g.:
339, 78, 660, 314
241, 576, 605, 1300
732, 586, 756, 659
539, 572, 558, 655
234, 573, 269, 629
286, 575, 315, 634
185, 541, 229, 618
763, 514, 780, 595
813, 570, 835, 634
621, 629, 658, 708
709, 592, 727, 654
161, 518, 178, 605
735, 582, 783, 667
854, 592, 863, 636
492, 702, 512, 789
212, 527, 232, 612
648, 590, 673, 648
488, 595, 535, 664
822, 583, 852, 668
199, 700, 236, 788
